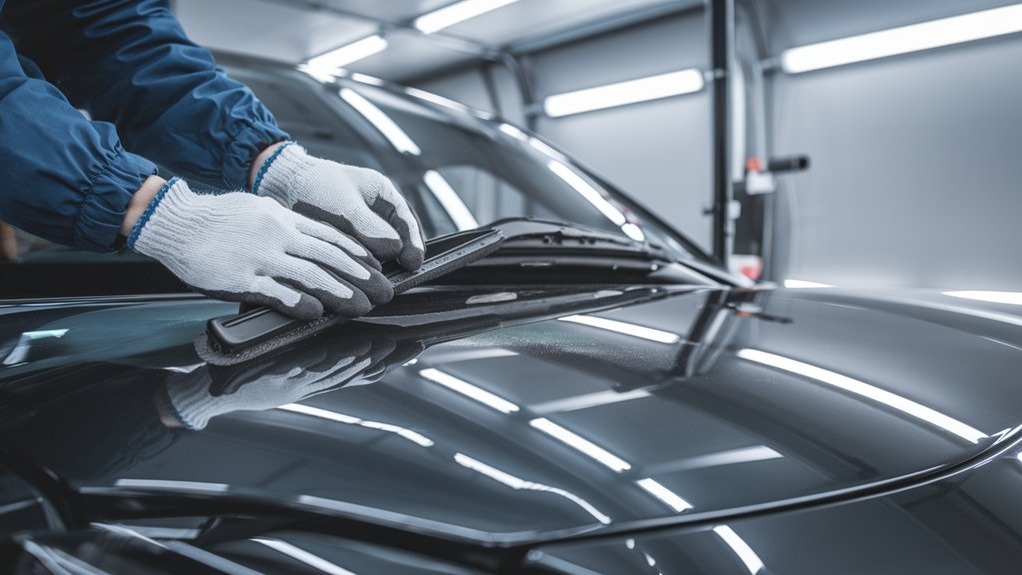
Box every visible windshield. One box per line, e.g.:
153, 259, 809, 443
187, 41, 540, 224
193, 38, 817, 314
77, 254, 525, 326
0, 62, 708, 298
240, 66, 700, 259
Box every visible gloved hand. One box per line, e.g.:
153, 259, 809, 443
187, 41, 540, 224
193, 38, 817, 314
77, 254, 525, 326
252, 143, 426, 271
129, 177, 393, 320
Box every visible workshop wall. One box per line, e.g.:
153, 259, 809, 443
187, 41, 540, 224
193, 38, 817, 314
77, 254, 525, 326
766, 0, 1022, 289
416, 11, 714, 252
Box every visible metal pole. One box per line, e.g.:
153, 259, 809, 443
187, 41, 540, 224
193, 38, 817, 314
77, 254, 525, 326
710, 0, 734, 264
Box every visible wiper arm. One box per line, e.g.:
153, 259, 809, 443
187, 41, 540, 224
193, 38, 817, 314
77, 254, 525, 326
488, 218, 675, 263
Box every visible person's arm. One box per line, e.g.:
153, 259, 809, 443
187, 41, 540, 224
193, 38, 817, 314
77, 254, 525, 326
0, 29, 155, 251
2, 0, 288, 190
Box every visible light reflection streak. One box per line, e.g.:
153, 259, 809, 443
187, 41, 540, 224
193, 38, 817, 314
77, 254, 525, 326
635, 478, 693, 513
339, 89, 421, 155
529, 389, 651, 415
278, 404, 434, 447
945, 290, 1022, 306
423, 171, 479, 231
454, 453, 611, 524
738, 349, 987, 444
558, 315, 680, 344
420, 368, 520, 414
530, 418, 631, 472
547, 160, 626, 226
253, 538, 357, 575
114, 479, 228, 492
713, 526, 764, 574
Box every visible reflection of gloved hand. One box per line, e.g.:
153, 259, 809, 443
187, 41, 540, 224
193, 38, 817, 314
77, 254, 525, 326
164, 347, 370, 431
129, 178, 393, 320
252, 143, 425, 271
161, 336, 423, 430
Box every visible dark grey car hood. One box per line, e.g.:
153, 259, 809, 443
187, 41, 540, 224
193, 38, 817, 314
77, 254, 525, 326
2, 284, 1022, 542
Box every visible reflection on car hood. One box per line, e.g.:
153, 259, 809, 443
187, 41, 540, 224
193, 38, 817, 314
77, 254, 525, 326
2, 286, 1022, 542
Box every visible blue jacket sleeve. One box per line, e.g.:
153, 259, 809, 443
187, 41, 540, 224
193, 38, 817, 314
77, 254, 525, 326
0, 29, 156, 251
2, 0, 290, 190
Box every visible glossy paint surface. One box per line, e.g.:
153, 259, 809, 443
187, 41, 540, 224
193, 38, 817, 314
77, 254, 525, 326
2, 285, 1022, 547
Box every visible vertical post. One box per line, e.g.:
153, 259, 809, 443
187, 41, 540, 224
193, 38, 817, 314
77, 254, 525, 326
710, 0, 734, 265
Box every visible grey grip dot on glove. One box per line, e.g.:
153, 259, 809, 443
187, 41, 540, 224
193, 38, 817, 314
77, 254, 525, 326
128, 178, 393, 319
253, 143, 426, 271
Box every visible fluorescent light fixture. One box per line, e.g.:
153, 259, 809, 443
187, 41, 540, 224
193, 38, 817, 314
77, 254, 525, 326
454, 453, 612, 524
713, 526, 765, 574
306, 35, 388, 74
253, 539, 356, 575
530, 417, 632, 472
423, 171, 479, 230
558, 315, 680, 344
414, 0, 519, 34
781, 4, 1022, 74
339, 88, 421, 155
738, 349, 987, 444
114, 479, 229, 492
944, 290, 1022, 306
783, 279, 833, 289
547, 160, 626, 226
635, 478, 693, 513
278, 404, 434, 447
544, 69, 705, 118
420, 368, 520, 413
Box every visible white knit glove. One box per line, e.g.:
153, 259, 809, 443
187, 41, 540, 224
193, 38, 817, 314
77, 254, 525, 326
252, 143, 426, 271
128, 178, 393, 319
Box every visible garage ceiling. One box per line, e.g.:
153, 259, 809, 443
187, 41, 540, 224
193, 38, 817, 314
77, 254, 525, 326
173, 0, 699, 81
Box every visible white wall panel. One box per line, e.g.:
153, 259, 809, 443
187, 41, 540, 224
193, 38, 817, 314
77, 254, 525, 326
769, 0, 1022, 289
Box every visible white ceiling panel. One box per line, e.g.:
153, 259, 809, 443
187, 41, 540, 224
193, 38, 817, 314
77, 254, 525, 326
341, 30, 478, 80
175, 0, 376, 62
440, 0, 692, 46
175, 0, 696, 80
315, 0, 459, 23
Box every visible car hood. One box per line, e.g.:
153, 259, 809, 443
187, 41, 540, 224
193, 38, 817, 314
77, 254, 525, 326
2, 285, 1022, 543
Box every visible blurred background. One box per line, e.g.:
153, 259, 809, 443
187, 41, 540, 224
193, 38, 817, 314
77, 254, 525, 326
170, 0, 1022, 291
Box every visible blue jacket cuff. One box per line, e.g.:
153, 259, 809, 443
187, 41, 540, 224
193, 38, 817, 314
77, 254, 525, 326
222, 122, 290, 190
73, 149, 157, 252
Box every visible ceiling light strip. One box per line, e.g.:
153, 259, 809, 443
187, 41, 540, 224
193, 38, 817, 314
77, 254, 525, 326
414, 0, 519, 34
781, 4, 1022, 73
306, 35, 388, 73
544, 69, 705, 118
